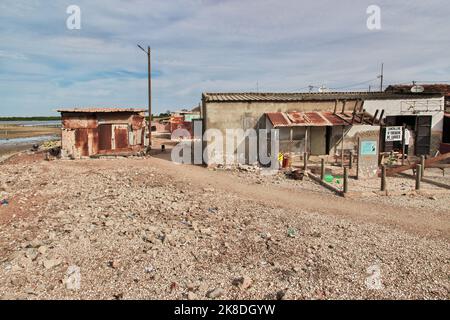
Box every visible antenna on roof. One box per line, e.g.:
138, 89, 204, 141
377, 63, 384, 92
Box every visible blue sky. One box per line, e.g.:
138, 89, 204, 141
0, 0, 449, 116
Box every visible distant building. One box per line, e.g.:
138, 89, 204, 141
169, 107, 201, 138
57, 108, 147, 159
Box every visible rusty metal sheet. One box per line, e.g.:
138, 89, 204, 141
131, 115, 145, 130
268, 111, 352, 127
266, 112, 290, 127
321, 112, 347, 125
75, 129, 89, 156
114, 126, 129, 149
302, 112, 329, 126
287, 112, 308, 125
98, 124, 112, 151
62, 114, 97, 129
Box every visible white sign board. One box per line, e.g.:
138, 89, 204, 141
385, 126, 403, 142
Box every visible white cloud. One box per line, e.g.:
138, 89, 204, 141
0, 0, 449, 116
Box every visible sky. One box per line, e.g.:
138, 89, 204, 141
0, 0, 449, 116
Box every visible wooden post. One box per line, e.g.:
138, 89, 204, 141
401, 125, 406, 166
341, 126, 344, 168
415, 164, 422, 190
356, 137, 361, 180
343, 167, 348, 194
321, 158, 325, 181
420, 155, 425, 178
289, 128, 293, 170
303, 152, 308, 171
381, 165, 386, 192
305, 127, 309, 155
349, 151, 353, 169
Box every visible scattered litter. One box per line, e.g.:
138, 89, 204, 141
0, 199, 8, 206
208, 206, 218, 213
287, 228, 297, 238
324, 175, 334, 183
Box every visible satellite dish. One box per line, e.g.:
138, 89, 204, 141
411, 85, 425, 93
318, 85, 330, 93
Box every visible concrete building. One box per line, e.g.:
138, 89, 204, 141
57, 108, 147, 159
386, 84, 450, 151
201, 92, 445, 164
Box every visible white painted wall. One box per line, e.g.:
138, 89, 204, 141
363, 97, 445, 132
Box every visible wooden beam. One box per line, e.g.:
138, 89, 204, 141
385, 152, 450, 176
371, 109, 379, 125
341, 100, 347, 114
377, 110, 385, 125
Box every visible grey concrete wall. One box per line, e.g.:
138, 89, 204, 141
204, 100, 348, 132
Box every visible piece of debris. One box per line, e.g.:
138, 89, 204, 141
276, 289, 288, 300
206, 287, 224, 299
260, 232, 272, 240
232, 276, 253, 290
287, 228, 297, 238
108, 260, 120, 269
64, 265, 81, 291
43, 258, 62, 269
1, 199, 8, 206
144, 265, 154, 273
208, 206, 219, 213
288, 170, 304, 180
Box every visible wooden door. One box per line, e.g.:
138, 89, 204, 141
98, 124, 112, 151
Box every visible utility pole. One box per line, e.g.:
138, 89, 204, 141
137, 44, 152, 148
378, 63, 384, 92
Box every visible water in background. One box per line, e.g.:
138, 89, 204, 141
0, 135, 58, 146
0, 120, 61, 127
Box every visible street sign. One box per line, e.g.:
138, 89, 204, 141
385, 126, 403, 142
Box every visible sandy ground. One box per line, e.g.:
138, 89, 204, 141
0, 150, 449, 300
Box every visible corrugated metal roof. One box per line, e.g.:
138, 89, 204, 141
203, 92, 442, 103
266, 113, 290, 127
266, 111, 361, 127
57, 108, 146, 113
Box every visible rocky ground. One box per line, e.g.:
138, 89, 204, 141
0, 153, 449, 300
